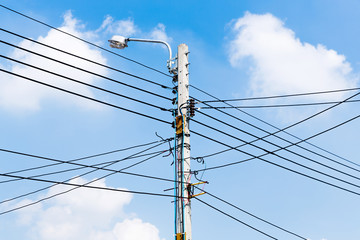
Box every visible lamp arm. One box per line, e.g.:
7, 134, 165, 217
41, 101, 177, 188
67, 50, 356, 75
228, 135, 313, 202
128, 38, 172, 61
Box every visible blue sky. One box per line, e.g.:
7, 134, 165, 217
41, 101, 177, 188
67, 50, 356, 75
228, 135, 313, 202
1, 0, 360, 240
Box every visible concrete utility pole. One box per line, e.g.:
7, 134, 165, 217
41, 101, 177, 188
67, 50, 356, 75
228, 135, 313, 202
176, 43, 191, 240
108, 36, 192, 240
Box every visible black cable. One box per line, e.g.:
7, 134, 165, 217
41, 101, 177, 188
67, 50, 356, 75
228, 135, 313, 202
0, 28, 172, 90
0, 141, 169, 214
0, 149, 171, 184
194, 197, 278, 240
193, 95, 360, 173
192, 130, 360, 197
0, 40, 171, 101
190, 84, 360, 169
192, 118, 360, 190
0, 55, 170, 112
199, 99, 360, 109
194, 186, 307, 240
0, 69, 171, 125
0, 140, 170, 204
0, 4, 172, 78
198, 112, 360, 172
193, 111, 360, 181
0, 172, 175, 200
200, 87, 360, 103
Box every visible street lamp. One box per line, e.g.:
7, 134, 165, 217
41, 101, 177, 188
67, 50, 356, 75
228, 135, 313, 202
108, 35, 174, 72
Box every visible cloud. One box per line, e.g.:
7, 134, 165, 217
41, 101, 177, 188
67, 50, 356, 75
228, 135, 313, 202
98, 15, 138, 36
15, 177, 163, 240
149, 23, 172, 43
228, 12, 358, 101
0, 11, 108, 113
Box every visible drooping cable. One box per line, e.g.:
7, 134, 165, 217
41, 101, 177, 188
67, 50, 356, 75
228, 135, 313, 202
0, 69, 171, 125
0, 28, 172, 90
0, 4, 172, 77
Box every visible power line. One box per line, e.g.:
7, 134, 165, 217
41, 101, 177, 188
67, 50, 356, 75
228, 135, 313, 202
0, 54, 170, 112
0, 69, 171, 125
190, 84, 360, 169
0, 4, 172, 78
192, 92, 360, 172
199, 99, 360, 109
192, 130, 360, 197
0, 140, 171, 201
0, 149, 170, 184
0, 40, 171, 101
194, 186, 307, 240
193, 111, 360, 181
197, 111, 360, 173
192, 118, 360, 189
199, 87, 360, 103
0, 141, 170, 214
0, 28, 172, 90
0, 172, 175, 202
194, 197, 278, 240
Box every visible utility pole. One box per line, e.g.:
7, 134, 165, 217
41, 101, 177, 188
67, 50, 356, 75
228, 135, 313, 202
176, 43, 191, 240
108, 36, 193, 240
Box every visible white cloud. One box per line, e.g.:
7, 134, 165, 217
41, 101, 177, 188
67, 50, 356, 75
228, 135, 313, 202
0, 11, 108, 113
228, 12, 358, 101
99, 15, 138, 36
149, 23, 172, 43
15, 177, 163, 240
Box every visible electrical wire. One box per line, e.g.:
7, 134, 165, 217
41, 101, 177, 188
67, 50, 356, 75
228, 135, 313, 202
0, 69, 171, 125
194, 197, 278, 240
0, 40, 171, 101
197, 111, 360, 172
193, 186, 307, 240
192, 94, 360, 172
198, 99, 360, 109
0, 141, 170, 214
199, 87, 360, 103
0, 149, 171, 184
192, 130, 360, 197
0, 4, 172, 78
0, 140, 170, 204
192, 118, 360, 189
0, 28, 172, 90
0, 172, 175, 198
192, 111, 360, 182
190, 84, 360, 169
0, 55, 170, 112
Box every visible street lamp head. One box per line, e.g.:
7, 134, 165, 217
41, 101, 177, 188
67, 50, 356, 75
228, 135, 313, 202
108, 35, 128, 49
